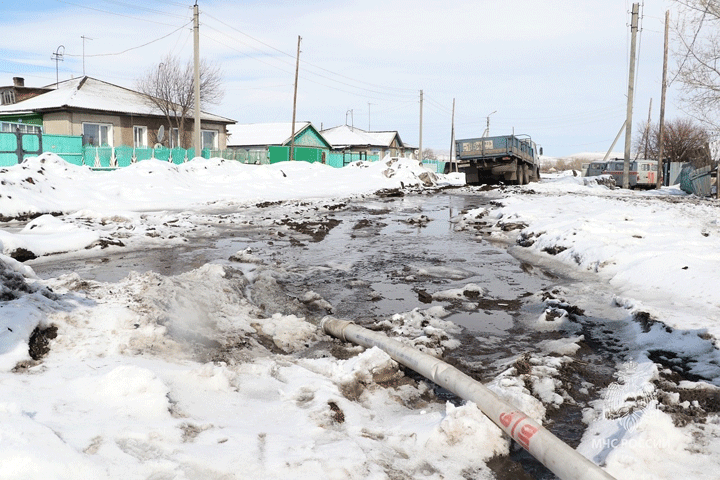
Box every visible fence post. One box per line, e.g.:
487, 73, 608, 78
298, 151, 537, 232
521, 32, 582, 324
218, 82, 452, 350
14, 129, 22, 164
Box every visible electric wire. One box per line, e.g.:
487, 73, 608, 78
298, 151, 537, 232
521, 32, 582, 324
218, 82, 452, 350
54, 0, 186, 27
201, 10, 417, 95
64, 21, 192, 58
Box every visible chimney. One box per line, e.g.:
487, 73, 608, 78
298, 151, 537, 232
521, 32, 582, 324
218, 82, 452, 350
13, 77, 25, 87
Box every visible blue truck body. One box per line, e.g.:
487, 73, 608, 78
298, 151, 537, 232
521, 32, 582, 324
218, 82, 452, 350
447, 134, 541, 184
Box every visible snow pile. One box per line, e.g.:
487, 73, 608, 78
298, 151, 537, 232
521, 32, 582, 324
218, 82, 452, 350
0, 153, 451, 260
0, 259, 508, 479
0, 153, 446, 221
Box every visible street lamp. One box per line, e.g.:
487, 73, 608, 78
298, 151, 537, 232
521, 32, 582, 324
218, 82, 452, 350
483, 110, 497, 137
52, 45, 65, 89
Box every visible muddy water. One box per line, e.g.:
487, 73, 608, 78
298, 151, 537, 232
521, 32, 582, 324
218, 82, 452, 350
29, 190, 625, 480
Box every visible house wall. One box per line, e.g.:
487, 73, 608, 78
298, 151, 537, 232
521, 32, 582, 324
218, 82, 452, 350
42, 112, 228, 149
294, 128, 329, 148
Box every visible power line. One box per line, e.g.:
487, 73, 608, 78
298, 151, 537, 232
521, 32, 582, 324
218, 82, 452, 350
98, 0, 189, 19
201, 29, 415, 101
54, 0, 186, 27
201, 11, 417, 95
64, 21, 191, 58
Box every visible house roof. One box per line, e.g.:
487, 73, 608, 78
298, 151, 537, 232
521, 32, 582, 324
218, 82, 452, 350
226, 122, 320, 147
320, 124, 405, 149
0, 76, 235, 124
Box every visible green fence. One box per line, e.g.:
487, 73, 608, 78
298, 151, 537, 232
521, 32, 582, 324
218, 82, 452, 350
422, 160, 446, 174
269, 146, 326, 164
0, 131, 43, 166
327, 151, 380, 167
210, 149, 269, 164
1, 132, 399, 171
80, 146, 210, 168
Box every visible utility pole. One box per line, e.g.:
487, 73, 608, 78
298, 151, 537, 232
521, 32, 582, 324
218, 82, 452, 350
52, 45, 64, 88
193, 1, 201, 156
81, 35, 93, 76
290, 35, 301, 161
643, 98, 652, 159
450, 98, 456, 172
657, 10, 669, 189
368, 102, 374, 131
623, 3, 640, 189
418, 90, 423, 161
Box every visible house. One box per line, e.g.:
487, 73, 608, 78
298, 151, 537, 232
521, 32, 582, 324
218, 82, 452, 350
0, 76, 235, 151
0, 77, 51, 111
226, 122, 332, 163
320, 124, 414, 159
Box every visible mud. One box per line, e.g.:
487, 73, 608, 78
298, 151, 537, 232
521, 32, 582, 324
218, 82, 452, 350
28, 324, 58, 360
23, 189, 720, 479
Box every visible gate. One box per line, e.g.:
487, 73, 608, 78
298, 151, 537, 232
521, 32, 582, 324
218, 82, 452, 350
0, 130, 43, 166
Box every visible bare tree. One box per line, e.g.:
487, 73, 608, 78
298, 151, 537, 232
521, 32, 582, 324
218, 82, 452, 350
422, 148, 437, 161
634, 117, 711, 167
672, 0, 720, 128
136, 54, 223, 148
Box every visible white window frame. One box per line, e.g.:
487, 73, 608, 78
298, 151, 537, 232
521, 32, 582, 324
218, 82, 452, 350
1, 121, 42, 134
133, 125, 148, 148
170, 128, 180, 148
1, 89, 16, 105
201, 129, 218, 150
82, 122, 113, 147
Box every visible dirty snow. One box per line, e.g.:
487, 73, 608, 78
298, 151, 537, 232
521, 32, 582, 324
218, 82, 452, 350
1, 156, 720, 479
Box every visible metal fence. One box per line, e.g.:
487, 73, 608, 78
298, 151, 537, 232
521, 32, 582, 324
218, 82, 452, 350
2, 132, 437, 172
0, 131, 43, 166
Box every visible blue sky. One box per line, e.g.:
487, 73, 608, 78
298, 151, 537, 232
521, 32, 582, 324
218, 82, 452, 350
1, 0, 680, 157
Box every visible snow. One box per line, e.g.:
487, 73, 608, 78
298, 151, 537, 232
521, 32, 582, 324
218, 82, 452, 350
2, 153, 720, 479
0, 77, 233, 123
226, 122, 313, 147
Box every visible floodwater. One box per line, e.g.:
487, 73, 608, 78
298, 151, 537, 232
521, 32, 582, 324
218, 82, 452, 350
29, 190, 627, 480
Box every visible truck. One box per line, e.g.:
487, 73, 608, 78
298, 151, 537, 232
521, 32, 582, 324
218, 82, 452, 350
445, 134, 541, 185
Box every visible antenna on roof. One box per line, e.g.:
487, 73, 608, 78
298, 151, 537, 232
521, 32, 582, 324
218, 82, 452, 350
81, 35, 94, 76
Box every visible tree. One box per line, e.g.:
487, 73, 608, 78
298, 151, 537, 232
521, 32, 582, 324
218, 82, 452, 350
136, 54, 223, 148
634, 117, 711, 167
422, 148, 437, 161
672, 1, 720, 128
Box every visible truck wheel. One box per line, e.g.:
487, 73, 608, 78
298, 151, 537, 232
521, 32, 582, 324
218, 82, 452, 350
516, 165, 524, 185
522, 164, 529, 185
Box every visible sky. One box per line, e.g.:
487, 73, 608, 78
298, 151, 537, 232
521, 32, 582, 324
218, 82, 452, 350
0, 0, 682, 157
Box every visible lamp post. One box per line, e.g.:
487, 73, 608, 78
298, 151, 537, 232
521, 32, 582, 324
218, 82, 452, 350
52, 45, 65, 88
483, 110, 497, 137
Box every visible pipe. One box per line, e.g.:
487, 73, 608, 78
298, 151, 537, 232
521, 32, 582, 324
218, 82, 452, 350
321, 317, 616, 480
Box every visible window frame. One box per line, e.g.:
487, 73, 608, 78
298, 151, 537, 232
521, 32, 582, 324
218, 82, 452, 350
133, 125, 148, 148
170, 128, 180, 148
201, 129, 218, 150
1, 121, 42, 134
82, 122, 113, 147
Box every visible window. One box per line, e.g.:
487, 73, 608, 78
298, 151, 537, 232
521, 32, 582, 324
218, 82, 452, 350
1, 122, 41, 134
1, 89, 15, 105
170, 128, 180, 148
201, 129, 218, 150
133, 126, 147, 148
82, 122, 113, 147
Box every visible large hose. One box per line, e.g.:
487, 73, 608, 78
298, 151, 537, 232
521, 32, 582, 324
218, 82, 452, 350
321, 317, 616, 480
